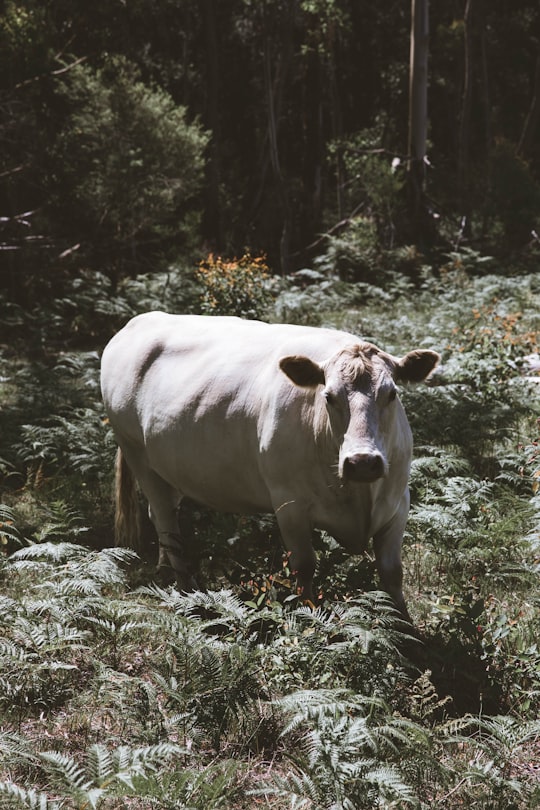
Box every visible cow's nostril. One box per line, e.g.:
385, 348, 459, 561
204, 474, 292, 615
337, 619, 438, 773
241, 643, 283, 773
344, 452, 385, 482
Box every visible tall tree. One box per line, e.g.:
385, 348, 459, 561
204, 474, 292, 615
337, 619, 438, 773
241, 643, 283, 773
517, 48, 540, 159
458, 0, 475, 230
407, 0, 432, 243
201, 0, 222, 250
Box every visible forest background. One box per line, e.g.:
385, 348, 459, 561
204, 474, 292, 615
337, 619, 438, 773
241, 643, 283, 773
1, 0, 540, 293
1, 1, 540, 808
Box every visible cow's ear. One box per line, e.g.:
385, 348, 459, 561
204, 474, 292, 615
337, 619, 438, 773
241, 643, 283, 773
396, 349, 440, 383
279, 355, 325, 387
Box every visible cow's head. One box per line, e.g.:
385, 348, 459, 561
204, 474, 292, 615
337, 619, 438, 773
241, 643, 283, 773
279, 343, 439, 483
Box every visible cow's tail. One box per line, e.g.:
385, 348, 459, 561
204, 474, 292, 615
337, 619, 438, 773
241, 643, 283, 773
114, 447, 141, 552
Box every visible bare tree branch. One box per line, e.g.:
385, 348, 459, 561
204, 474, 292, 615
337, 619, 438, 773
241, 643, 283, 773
14, 56, 87, 90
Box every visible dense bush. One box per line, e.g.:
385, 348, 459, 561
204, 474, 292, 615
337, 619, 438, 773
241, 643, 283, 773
51, 56, 209, 279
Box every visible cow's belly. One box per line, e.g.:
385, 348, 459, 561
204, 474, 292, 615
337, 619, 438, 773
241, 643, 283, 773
144, 421, 275, 514
171, 466, 273, 514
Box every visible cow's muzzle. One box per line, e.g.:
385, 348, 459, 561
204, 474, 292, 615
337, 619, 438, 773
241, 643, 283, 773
342, 452, 386, 483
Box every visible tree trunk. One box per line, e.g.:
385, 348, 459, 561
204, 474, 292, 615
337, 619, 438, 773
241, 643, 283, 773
458, 0, 475, 230
479, 0, 492, 239
407, 0, 431, 244
262, 0, 293, 275
327, 19, 345, 221
201, 0, 222, 250
517, 49, 540, 159
302, 48, 325, 248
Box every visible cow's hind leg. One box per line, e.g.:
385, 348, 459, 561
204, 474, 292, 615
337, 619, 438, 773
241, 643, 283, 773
119, 442, 196, 590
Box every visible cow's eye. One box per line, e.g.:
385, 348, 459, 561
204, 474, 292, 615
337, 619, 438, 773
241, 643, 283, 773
323, 389, 336, 406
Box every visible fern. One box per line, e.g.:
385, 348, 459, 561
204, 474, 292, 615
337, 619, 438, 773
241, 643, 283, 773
410, 447, 472, 483
0, 781, 60, 810
189, 642, 263, 751
0, 732, 37, 769
250, 768, 320, 809
268, 686, 434, 808
0, 611, 85, 712
276, 689, 382, 737
17, 408, 115, 484
128, 758, 243, 809
9, 543, 137, 597
32, 502, 90, 545
140, 586, 258, 641
258, 595, 414, 702
446, 714, 540, 760
32, 742, 185, 808
441, 714, 540, 805
78, 599, 161, 669
0, 504, 22, 549
407, 670, 452, 723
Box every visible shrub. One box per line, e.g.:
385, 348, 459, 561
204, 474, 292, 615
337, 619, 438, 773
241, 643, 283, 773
196, 252, 275, 319
51, 55, 209, 278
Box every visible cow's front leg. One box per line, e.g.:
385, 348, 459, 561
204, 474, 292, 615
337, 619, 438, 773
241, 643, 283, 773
372, 493, 411, 622
274, 501, 317, 603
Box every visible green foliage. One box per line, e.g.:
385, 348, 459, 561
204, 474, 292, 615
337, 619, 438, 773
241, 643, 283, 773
18, 410, 113, 486
443, 715, 540, 808
0, 1, 49, 83
488, 140, 540, 248
0, 592, 88, 716
51, 55, 209, 275
310, 216, 424, 287
332, 128, 406, 248
3, 0, 540, 302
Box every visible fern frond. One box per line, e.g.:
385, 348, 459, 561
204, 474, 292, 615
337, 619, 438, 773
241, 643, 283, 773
0, 596, 20, 620
250, 768, 319, 809
447, 713, 540, 754
362, 763, 418, 806
410, 447, 472, 482
86, 744, 114, 785
0, 504, 23, 547
0, 731, 36, 765
10, 541, 85, 564
0, 781, 60, 809
33, 742, 186, 809
39, 750, 93, 793
14, 619, 89, 653
276, 688, 383, 739
9, 544, 137, 597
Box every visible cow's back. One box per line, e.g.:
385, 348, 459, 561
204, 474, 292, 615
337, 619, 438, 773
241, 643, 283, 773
101, 313, 354, 513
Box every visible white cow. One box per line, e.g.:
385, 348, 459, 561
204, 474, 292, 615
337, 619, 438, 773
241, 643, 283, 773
101, 313, 439, 620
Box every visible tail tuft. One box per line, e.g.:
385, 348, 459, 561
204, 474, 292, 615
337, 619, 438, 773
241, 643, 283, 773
114, 448, 141, 551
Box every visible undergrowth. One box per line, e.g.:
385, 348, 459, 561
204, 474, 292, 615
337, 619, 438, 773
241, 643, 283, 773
0, 248, 539, 807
